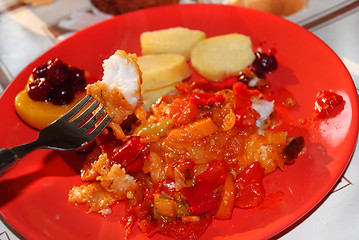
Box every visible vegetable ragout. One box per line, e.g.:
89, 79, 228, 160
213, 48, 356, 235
68, 29, 310, 240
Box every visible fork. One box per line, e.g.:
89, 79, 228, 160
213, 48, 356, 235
0, 95, 112, 176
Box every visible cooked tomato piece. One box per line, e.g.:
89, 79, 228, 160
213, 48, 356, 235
190, 92, 225, 107
234, 107, 260, 128
112, 136, 147, 166
181, 181, 218, 215
234, 162, 265, 208
125, 153, 148, 173
156, 214, 213, 240
233, 81, 260, 110
196, 160, 228, 188
314, 90, 344, 119
95, 133, 122, 159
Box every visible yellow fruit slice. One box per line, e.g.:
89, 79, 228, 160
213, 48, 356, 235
15, 90, 87, 129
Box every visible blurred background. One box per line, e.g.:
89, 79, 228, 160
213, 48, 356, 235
0, 0, 358, 96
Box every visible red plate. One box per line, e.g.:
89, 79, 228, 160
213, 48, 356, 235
0, 4, 358, 240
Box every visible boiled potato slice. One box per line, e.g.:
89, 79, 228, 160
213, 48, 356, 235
190, 33, 255, 82
142, 84, 177, 112
138, 54, 191, 91
140, 27, 206, 59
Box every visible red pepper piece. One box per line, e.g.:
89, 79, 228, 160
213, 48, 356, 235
191, 78, 224, 92
190, 92, 225, 107
160, 179, 177, 195
121, 213, 137, 239
112, 136, 147, 166
174, 159, 196, 181
125, 158, 143, 173
175, 159, 195, 172
176, 77, 237, 95
125, 153, 148, 173
196, 160, 228, 188
234, 107, 249, 127
234, 162, 265, 208
175, 79, 221, 95
157, 214, 213, 240
176, 102, 201, 126
95, 133, 123, 159
124, 198, 157, 237
233, 81, 260, 110
176, 158, 195, 168
233, 82, 260, 129
153, 179, 177, 198
181, 181, 218, 215
192, 77, 237, 92
314, 90, 344, 119
175, 82, 193, 94
234, 107, 260, 128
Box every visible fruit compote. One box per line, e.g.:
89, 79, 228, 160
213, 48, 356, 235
15, 58, 95, 129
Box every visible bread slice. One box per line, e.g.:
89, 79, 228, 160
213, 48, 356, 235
198, 0, 307, 16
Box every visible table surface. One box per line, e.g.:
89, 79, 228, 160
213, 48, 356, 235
0, 0, 359, 239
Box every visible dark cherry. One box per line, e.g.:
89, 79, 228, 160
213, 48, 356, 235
49, 83, 74, 105
252, 52, 277, 73
72, 79, 87, 92
282, 136, 305, 164
27, 58, 87, 105
238, 72, 251, 85
32, 63, 48, 79
47, 58, 69, 85
68, 67, 86, 92
249, 64, 265, 78
27, 78, 51, 101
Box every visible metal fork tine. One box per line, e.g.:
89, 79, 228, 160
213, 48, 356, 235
71, 100, 100, 125
80, 106, 106, 132
60, 95, 92, 121
87, 114, 112, 139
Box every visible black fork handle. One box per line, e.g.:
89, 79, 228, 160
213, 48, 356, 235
0, 148, 19, 176
0, 140, 43, 176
